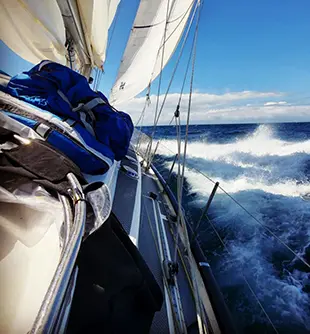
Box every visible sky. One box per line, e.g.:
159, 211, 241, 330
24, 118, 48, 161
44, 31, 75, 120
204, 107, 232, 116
1, 0, 310, 125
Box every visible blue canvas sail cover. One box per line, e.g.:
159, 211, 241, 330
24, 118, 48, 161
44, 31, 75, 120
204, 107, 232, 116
2, 61, 133, 173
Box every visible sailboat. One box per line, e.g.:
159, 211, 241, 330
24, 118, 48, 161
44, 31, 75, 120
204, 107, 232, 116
0, 1, 236, 333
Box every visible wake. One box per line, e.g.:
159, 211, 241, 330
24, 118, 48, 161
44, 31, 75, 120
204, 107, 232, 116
158, 124, 310, 197
155, 124, 310, 332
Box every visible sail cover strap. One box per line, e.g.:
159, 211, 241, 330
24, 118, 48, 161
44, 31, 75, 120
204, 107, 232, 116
72, 97, 109, 137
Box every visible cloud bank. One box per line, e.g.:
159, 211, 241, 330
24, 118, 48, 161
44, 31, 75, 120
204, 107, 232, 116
115, 91, 310, 125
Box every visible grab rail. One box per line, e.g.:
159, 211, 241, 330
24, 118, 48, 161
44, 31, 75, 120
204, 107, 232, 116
31, 173, 86, 333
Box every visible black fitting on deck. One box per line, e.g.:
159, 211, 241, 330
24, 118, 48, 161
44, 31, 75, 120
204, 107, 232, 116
149, 192, 158, 200
164, 260, 179, 285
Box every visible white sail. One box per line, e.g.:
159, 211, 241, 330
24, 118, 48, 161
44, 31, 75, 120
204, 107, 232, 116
77, 0, 120, 68
110, 0, 194, 105
0, 0, 66, 65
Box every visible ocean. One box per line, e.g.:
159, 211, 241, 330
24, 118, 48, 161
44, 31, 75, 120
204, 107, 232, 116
143, 122, 310, 334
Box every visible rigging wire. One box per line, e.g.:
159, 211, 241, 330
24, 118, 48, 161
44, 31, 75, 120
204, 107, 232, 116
153, 0, 172, 131
135, 84, 151, 127
144, 0, 173, 166
168, 114, 176, 126
193, 168, 310, 270
204, 214, 279, 334
153, 0, 199, 130
174, 0, 203, 263
93, 68, 98, 90
147, 0, 196, 91
135, 0, 196, 140
145, 0, 199, 167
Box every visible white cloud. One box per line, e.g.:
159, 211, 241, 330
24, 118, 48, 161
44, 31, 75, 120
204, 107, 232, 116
264, 101, 288, 106
115, 91, 310, 125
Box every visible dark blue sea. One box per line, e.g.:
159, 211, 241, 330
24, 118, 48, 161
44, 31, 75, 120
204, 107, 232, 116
143, 122, 310, 334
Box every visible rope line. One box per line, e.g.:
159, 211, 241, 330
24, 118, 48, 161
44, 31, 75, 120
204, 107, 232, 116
145, 0, 197, 164
143, 0, 173, 166
145, 0, 199, 170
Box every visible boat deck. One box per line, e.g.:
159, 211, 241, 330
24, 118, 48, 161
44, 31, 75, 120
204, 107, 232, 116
112, 148, 198, 333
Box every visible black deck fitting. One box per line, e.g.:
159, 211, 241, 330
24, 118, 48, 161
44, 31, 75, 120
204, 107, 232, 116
149, 192, 158, 200
163, 260, 179, 285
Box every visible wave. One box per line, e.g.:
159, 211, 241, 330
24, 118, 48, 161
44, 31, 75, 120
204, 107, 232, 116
158, 125, 310, 159
155, 124, 310, 331
177, 167, 309, 197
158, 124, 310, 197
184, 166, 310, 330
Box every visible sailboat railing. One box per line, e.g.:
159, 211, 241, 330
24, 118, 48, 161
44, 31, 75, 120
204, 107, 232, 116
132, 128, 237, 333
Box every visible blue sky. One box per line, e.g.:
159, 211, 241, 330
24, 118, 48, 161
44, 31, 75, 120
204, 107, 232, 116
1, 0, 310, 124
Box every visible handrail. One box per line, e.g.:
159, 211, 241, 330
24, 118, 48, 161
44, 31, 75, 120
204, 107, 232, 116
31, 173, 86, 333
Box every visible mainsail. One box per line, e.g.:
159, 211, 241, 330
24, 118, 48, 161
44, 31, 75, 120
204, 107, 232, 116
110, 0, 195, 105
0, 0, 120, 70
77, 0, 120, 68
0, 0, 67, 65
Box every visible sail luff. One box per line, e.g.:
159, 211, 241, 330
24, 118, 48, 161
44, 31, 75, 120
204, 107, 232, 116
110, 0, 195, 105
76, 0, 120, 68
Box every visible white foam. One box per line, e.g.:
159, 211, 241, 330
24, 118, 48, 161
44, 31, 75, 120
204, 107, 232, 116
156, 124, 310, 328
159, 124, 310, 197
159, 125, 310, 159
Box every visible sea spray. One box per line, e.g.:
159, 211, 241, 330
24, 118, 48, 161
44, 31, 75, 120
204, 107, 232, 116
149, 122, 310, 333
